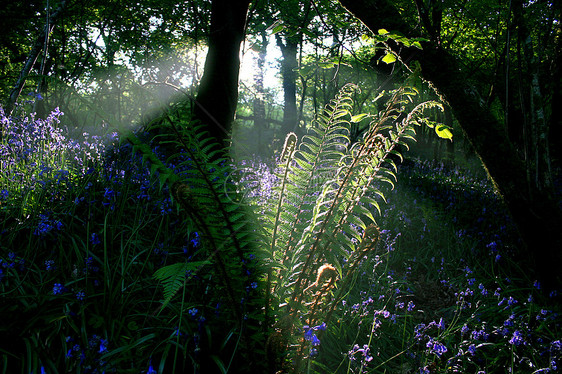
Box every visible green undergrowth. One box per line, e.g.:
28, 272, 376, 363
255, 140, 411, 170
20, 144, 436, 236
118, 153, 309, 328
309, 158, 561, 373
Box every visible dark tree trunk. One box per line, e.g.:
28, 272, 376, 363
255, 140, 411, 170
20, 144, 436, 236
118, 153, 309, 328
276, 35, 299, 137
193, 0, 250, 154
5, 0, 67, 117
254, 32, 268, 155
550, 2, 562, 163
338, 0, 562, 291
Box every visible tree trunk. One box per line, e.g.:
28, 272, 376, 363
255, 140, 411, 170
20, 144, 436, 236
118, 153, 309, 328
276, 35, 299, 137
193, 0, 250, 154
5, 0, 67, 117
253, 32, 268, 155
338, 0, 562, 290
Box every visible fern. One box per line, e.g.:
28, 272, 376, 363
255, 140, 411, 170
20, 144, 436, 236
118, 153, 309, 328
123, 98, 264, 371
259, 83, 443, 371
153, 260, 210, 311
125, 85, 443, 373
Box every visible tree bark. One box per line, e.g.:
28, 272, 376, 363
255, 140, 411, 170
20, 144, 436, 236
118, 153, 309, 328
5, 0, 67, 117
253, 32, 268, 155
276, 35, 299, 137
193, 0, 250, 154
338, 0, 562, 290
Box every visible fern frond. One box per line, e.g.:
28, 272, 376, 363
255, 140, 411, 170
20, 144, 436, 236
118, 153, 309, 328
126, 98, 261, 330
153, 261, 210, 312
262, 84, 444, 359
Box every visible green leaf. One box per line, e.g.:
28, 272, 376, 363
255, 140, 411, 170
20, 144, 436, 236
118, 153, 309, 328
153, 261, 210, 310
381, 53, 396, 64
210, 355, 228, 374
361, 34, 372, 42
435, 124, 453, 140
378, 29, 389, 35
333, 109, 350, 119
351, 113, 369, 123
271, 23, 284, 35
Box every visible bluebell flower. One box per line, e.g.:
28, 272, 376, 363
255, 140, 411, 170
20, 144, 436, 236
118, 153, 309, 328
509, 330, 524, 346
349, 344, 373, 363
407, 301, 415, 311
311, 334, 321, 346
90, 233, 101, 246
373, 317, 382, 331
380, 309, 390, 318
478, 283, 488, 296
315, 322, 327, 331
44, 260, 55, 271
99, 338, 108, 353
53, 283, 64, 295
190, 232, 200, 248
303, 325, 314, 341
188, 308, 198, 318
426, 339, 448, 357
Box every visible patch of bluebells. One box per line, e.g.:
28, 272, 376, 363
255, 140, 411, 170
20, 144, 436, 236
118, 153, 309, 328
1, 108, 265, 371
34, 212, 64, 238
312, 158, 562, 373
0, 106, 559, 374
0, 107, 111, 201
231, 156, 279, 208
64, 334, 109, 373
0, 252, 26, 282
